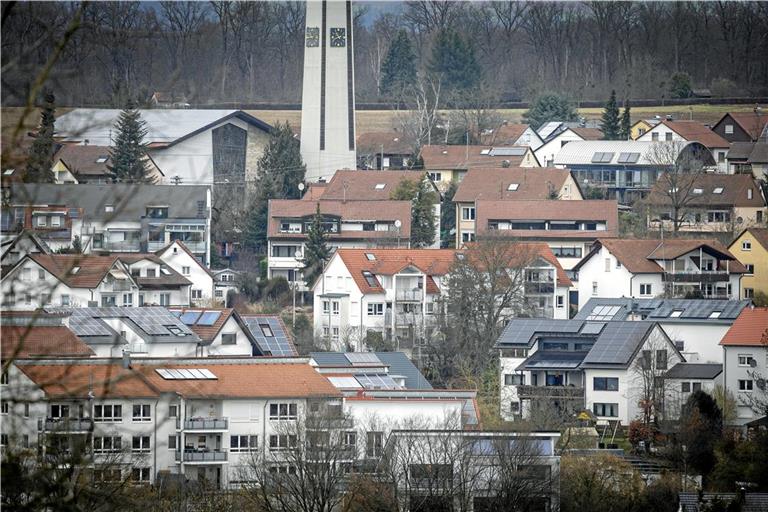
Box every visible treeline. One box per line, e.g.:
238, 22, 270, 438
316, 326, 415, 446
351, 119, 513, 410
2, 1, 767, 108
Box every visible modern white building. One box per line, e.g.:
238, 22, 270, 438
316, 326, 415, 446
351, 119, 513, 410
636, 120, 730, 172
300, 0, 357, 181
156, 241, 215, 306
572, 239, 745, 310
535, 126, 603, 167
663, 363, 723, 420
720, 307, 768, 426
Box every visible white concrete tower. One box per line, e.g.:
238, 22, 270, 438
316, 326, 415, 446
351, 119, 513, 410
300, 0, 357, 182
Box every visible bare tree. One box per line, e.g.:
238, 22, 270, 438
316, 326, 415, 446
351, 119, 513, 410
396, 73, 442, 155
631, 334, 673, 429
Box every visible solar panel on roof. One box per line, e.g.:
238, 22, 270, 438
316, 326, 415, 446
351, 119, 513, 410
155, 368, 217, 380
242, 316, 296, 356
581, 322, 606, 334
345, 352, 382, 365
355, 374, 399, 389
489, 147, 526, 157
197, 311, 222, 326
180, 311, 202, 325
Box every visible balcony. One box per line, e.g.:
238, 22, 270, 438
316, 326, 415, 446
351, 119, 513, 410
665, 271, 731, 283
105, 240, 141, 252
169, 239, 206, 253
396, 289, 423, 302
107, 280, 133, 292
516, 385, 584, 400
177, 418, 229, 431
525, 282, 555, 295
39, 417, 94, 433
147, 241, 167, 252
175, 449, 228, 463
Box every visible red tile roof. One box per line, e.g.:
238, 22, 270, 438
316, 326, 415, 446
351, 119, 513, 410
167, 307, 234, 342
571, 127, 604, 140
655, 120, 730, 148
53, 144, 112, 176
453, 167, 574, 202
301, 182, 327, 201
476, 199, 619, 239
356, 132, 413, 155
28, 254, 121, 288
480, 124, 530, 145
267, 199, 412, 239
720, 308, 768, 346
1, 325, 94, 359
420, 145, 532, 170
18, 362, 341, 399
720, 112, 768, 140
645, 173, 765, 208
318, 170, 433, 202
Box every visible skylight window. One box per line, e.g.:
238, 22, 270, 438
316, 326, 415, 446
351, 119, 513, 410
365, 253, 376, 261
670, 309, 684, 318
3, 169, 14, 176
105, 205, 114, 213
166, 325, 185, 336
259, 323, 274, 337
709, 311, 722, 319
374, 183, 386, 190
480, 149, 490, 155
693, 188, 704, 194
160, 267, 171, 275
71, 266, 80, 274
362, 271, 378, 287
95, 156, 108, 163
156, 368, 216, 380
507, 183, 520, 191
713, 187, 724, 194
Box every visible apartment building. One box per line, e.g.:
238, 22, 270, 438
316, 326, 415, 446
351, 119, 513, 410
572, 239, 745, 310
496, 319, 683, 424
452, 167, 582, 246
1, 358, 341, 488
312, 246, 572, 352
1, 254, 192, 309
475, 199, 618, 270
575, 298, 751, 363
720, 307, 768, 426
266, 199, 411, 290
1, 183, 212, 265
645, 173, 766, 233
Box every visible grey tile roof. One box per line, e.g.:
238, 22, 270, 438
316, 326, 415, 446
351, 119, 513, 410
310, 351, 432, 390
9, 183, 209, 222
580, 322, 656, 367
679, 493, 768, 512
665, 363, 722, 380
495, 319, 588, 346
575, 298, 750, 323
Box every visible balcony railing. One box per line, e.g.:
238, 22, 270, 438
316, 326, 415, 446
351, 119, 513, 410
106, 280, 133, 292
396, 290, 423, 302
170, 239, 206, 253
180, 418, 229, 431
147, 241, 167, 252
665, 271, 731, 283
525, 282, 555, 294
105, 240, 142, 252
516, 385, 584, 400
175, 449, 228, 462
39, 417, 94, 433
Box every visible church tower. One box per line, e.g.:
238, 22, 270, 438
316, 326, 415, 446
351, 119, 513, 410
300, 0, 357, 182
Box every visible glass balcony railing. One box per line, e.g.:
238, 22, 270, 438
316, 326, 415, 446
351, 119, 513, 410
175, 449, 228, 462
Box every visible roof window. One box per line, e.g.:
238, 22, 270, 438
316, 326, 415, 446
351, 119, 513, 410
507, 183, 520, 191
480, 149, 490, 155
259, 323, 275, 337
374, 183, 386, 190
693, 188, 703, 194
3, 169, 14, 176
105, 205, 114, 213
670, 309, 684, 318
713, 187, 724, 194
71, 266, 80, 274
362, 271, 378, 287
365, 253, 376, 261
95, 156, 108, 163
709, 311, 722, 319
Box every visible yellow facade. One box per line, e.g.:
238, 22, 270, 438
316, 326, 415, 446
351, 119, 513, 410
629, 120, 655, 140
729, 229, 768, 300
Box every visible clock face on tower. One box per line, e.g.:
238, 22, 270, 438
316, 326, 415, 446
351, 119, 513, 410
305, 27, 319, 47
330, 28, 346, 47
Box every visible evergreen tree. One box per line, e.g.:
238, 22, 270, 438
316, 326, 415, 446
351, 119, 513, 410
301, 204, 331, 287
258, 122, 305, 199
620, 100, 632, 140
600, 89, 621, 140
108, 101, 153, 183
523, 93, 577, 130
670, 72, 693, 99
243, 173, 276, 252
391, 175, 437, 248
24, 89, 56, 183
428, 29, 481, 91
380, 29, 417, 98
440, 181, 457, 248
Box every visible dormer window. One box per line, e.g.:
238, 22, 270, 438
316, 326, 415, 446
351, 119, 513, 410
146, 207, 169, 219
507, 183, 519, 191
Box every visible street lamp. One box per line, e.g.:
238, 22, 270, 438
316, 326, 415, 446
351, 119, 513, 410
394, 219, 402, 248
293, 250, 302, 329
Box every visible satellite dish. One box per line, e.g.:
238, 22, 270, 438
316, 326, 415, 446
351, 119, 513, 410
298, 182, 305, 191
394, 220, 402, 228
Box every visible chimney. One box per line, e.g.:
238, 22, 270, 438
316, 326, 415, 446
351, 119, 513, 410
122, 350, 131, 369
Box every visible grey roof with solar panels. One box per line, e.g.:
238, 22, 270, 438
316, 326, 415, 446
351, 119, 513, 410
240, 315, 297, 356
47, 306, 200, 343
554, 140, 671, 166
310, 351, 433, 389
665, 363, 722, 380
574, 298, 750, 324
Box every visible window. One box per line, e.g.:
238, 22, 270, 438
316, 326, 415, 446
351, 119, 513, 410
738, 354, 756, 367
366, 431, 384, 457
168, 435, 178, 450
51, 215, 61, 227
367, 303, 384, 316
94, 468, 122, 482
670, 309, 683, 318
0, 372, 7, 385
94, 436, 122, 453
60, 294, 71, 306
504, 374, 524, 386
374, 183, 386, 190
132, 404, 151, 422
230, 435, 258, 452
739, 380, 754, 391
322, 300, 330, 314
692, 382, 702, 392
428, 172, 442, 182
592, 282, 598, 296
652, 132, 659, 141
21, 268, 31, 282
593, 403, 619, 417
36, 215, 47, 227
656, 350, 668, 370
1, 401, 8, 414
159, 293, 170, 306
332, 327, 339, 341
744, 288, 754, 299
604, 258, 611, 272
331, 301, 340, 315
665, 132, 673, 141
145, 207, 169, 219
269, 434, 297, 450
501, 348, 528, 358
132, 436, 150, 452
50, 404, 70, 418
123, 293, 133, 306
221, 333, 236, 345
131, 467, 151, 483
507, 183, 520, 191
138, 294, 145, 306
105, 205, 114, 213
343, 431, 357, 448
556, 295, 565, 308
681, 382, 691, 393
0, 434, 6, 446
146, 268, 156, 278
593, 377, 619, 391
745, 264, 754, 275
707, 210, 730, 223
725, 124, 734, 134
551, 247, 582, 258
94, 404, 122, 422
181, 266, 191, 275
362, 271, 378, 287
191, 289, 202, 300
713, 187, 724, 195
461, 232, 475, 243
269, 403, 297, 420
461, 207, 476, 221
675, 340, 685, 352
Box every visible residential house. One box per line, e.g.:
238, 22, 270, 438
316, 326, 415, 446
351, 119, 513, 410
356, 131, 413, 170
266, 199, 412, 289
726, 142, 768, 179
496, 319, 683, 424
53, 109, 273, 185
636, 120, 731, 172
554, 140, 716, 204
678, 492, 768, 512
1, 253, 191, 309
156, 241, 215, 305
664, 363, 723, 420
711, 111, 768, 143
729, 228, 768, 300
312, 246, 572, 352
1, 312, 95, 359
51, 144, 159, 185
238, 314, 298, 356
2, 357, 342, 488
149, 91, 189, 108
452, 167, 582, 246
629, 119, 661, 140
310, 351, 433, 390
1, 183, 212, 265
419, 145, 540, 191
212, 268, 242, 305
1, 230, 50, 270
572, 239, 745, 310
720, 307, 768, 426
644, 173, 766, 233
535, 126, 604, 168
475, 199, 618, 270
574, 298, 751, 363
480, 122, 544, 149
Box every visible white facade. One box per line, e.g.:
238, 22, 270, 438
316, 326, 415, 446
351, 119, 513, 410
723, 344, 767, 426
535, 129, 586, 167
157, 241, 215, 306
300, 1, 357, 181
637, 124, 728, 172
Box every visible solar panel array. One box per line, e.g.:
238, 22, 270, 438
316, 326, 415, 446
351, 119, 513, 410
327, 376, 363, 389
67, 307, 194, 337
68, 309, 113, 336
242, 316, 296, 356
345, 352, 382, 365
584, 305, 623, 321
198, 311, 222, 326
496, 319, 585, 346
489, 147, 526, 157
648, 299, 746, 320
581, 322, 607, 335
155, 368, 217, 380
582, 322, 654, 365
355, 373, 400, 390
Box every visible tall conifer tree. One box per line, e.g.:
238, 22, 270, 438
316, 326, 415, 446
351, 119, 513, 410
380, 29, 417, 98
108, 101, 153, 183
600, 90, 621, 140
257, 122, 305, 199
24, 89, 56, 183
620, 100, 632, 140
301, 204, 331, 287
